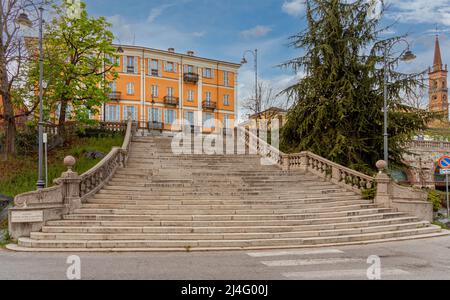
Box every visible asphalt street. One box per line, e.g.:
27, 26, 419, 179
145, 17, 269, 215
0, 235, 450, 280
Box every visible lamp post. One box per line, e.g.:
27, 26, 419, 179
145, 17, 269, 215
241, 49, 259, 113
382, 39, 416, 169
16, 6, 45, 189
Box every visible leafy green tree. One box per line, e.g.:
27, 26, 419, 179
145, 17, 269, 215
281, 0, 434, 173
28, 0, 118, 142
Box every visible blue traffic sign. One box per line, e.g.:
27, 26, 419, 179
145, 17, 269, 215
438, 156, 450, 169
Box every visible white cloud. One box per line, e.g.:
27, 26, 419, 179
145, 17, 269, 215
387, 0, 450, 26
147, 4, 174, 23
282, 0, 305, 17
240, 25, 273, 39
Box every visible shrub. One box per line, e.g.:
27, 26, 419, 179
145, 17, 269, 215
362, 188, 376, 200
428, 190, 443, 212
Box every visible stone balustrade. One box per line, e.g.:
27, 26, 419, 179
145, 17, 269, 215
8, 119, 136, 239
240, 127, 433, 221
408, 140, 450, 150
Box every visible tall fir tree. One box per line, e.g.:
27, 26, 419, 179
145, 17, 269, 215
281, 0, 433, 173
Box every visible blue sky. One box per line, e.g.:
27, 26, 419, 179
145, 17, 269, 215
84, 0, 450, 115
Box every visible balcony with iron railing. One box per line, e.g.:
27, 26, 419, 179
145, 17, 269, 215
127, 66, 135, 74
202, 100, 217, 110
183, 72, 199, 84
164, 96, 179, 106
107, 91, 122, 101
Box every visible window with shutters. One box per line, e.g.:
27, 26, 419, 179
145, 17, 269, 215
203, 112, 214, 129
223, 71, 229, 86
203, 68, 212, 78
150, 59, 158, 76
124, 106, 137, 121
223, 94, 230, 106
126, 82, 134, 95
188, 90, 194, 101
205, 91, 212, 102
167, 87, 174, 97
184, 111, 194, 126
105, 105, 120, 122
127, 56, 135, 73
148, 108, 162, 122
165, 109, 176, 124
151, 85, 158, 97
165, 61, 174, 72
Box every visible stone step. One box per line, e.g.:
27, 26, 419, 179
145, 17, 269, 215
64, 208, 396, 222
31, 222, 431, 241
82, 199, 372, 210
42, 217, 421, 234
90, 194, 364, 203
17, 227, 443, 249
73, 204, 381, 216
93, 192, 360, 200
46, 212, 409, 227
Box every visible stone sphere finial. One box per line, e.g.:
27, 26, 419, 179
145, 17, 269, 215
376, 160, 387, 172
64, 156, 76, 171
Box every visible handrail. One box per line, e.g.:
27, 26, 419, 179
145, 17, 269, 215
79, 119, 135, 201
239, 126, 375, 193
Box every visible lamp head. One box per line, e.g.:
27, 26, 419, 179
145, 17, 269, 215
401, 50, 416, 62
241, 57, 248, 65
16, 13, 33, 28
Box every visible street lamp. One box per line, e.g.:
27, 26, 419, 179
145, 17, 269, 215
382, 39, 416, 169
241, 49, 259, 113
17, 6, 45, 189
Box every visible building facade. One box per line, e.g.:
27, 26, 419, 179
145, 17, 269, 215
428, 35, 448, 118
101, 45, 240, 133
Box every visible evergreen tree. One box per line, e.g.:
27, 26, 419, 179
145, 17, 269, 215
281, 0, 433, 173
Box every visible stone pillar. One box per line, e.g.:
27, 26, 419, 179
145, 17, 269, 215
282, 155, 290, 172
300, 154, 309, 172
60, 156, 82, 213
374, 160, 392, 208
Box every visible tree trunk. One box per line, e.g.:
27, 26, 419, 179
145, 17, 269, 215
57, 99, 68, 144
1, 81, 16, 159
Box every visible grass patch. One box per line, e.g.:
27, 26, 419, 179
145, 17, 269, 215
0, 134, 124, 198
433, 221, 449, 230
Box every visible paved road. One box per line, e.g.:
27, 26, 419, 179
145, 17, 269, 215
1, 236, 450, 280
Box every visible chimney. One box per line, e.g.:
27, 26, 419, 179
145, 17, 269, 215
187, 50, 194, 56
168, 48, 175, 53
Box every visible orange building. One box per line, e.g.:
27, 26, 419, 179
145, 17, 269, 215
428, 35, 448, 119
100, 45, 240, 133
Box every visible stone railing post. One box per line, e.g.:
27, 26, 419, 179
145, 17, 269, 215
300, 154, 309, 172
282, 155, 290, 171
374, 160, 392, 208
59, 156, 82, 213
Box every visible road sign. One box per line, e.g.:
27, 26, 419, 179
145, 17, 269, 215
440, 169, 450, 175
438, 156, 450, 169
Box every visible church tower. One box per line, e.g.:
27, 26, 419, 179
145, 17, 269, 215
428, 35, 448, 119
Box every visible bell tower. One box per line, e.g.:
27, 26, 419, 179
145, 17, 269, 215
428, 35, 448, 119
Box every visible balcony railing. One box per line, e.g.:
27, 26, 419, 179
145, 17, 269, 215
108, 91, 121, 101
127, 66, 135, 73
202, 100, 217, 110
148, 121, 163, 131
164, 96, 179, 106
184, 72, 199, 84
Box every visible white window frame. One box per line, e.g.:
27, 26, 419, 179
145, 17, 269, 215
184, 111, 194, 126
164, 61, 174, 72
205, 91, 212, 102
126, 82, 134, 95
188, 90, 194, 101
167, 87, 174, 97
203, 68, 212, 78
124, 105, 137, 121
105, 105, 120, 122
165, 109, 176, 124
223, 94, 230, 106
223, 71, 229, 86
151, 85, 158, 97
148, 107, 162, 122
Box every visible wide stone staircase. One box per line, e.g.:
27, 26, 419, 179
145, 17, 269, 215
14, 135, 447, 251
